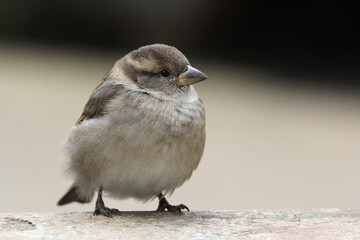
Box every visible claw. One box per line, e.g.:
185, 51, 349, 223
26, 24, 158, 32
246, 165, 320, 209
93, 186, 121, 218
156, 193, 190, 214
110, 208, 122, 215
93, 206, 114, 218
179, 204, 190, 212
167, 204, 190, 214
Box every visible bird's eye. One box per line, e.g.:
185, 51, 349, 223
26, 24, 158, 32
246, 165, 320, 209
160, 69, 170, 77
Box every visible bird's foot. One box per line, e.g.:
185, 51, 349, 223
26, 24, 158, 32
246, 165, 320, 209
93, 186, 121, 218
93, 204, 121, 218
156, 194, 189, 214
159, 203, 189, 214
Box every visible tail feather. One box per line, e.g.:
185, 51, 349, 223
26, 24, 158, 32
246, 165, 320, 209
57, 186, 89, 206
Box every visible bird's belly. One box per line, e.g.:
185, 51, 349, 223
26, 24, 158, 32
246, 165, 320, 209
66, 97, 206, 201
102, 139, 202, 201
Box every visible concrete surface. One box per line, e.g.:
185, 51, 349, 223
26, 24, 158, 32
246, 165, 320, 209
1, 210, 360, 239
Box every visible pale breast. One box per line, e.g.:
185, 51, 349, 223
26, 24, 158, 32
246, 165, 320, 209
101, 90, 206, 200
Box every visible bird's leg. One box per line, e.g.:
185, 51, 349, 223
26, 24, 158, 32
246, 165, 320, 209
156, 193, 189, 214
93, 186, 121, 218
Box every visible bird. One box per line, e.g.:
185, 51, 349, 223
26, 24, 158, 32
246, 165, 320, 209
57, 44, 207, 217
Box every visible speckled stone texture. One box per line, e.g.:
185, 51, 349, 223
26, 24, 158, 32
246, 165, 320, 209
1, 210, 360, 239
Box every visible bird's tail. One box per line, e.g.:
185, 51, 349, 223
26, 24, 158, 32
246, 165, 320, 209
57, 186, 90, 206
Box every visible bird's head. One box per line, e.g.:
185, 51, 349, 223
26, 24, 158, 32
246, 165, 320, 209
110, 44, 207, 99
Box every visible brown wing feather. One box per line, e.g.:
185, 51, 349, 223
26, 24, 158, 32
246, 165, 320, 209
76, 74, 123, 125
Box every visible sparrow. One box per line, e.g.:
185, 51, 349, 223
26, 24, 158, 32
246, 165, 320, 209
57, 44, 207, 217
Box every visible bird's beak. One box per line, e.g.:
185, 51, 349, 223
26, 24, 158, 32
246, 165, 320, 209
175, 65, 208, 86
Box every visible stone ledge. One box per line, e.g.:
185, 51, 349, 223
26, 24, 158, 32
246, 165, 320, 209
1, 209, 359, 239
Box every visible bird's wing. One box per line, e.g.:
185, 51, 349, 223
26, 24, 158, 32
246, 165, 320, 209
76, 76, 123, 125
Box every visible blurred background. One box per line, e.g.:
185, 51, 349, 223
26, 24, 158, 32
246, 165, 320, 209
1, 0, 360, 213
